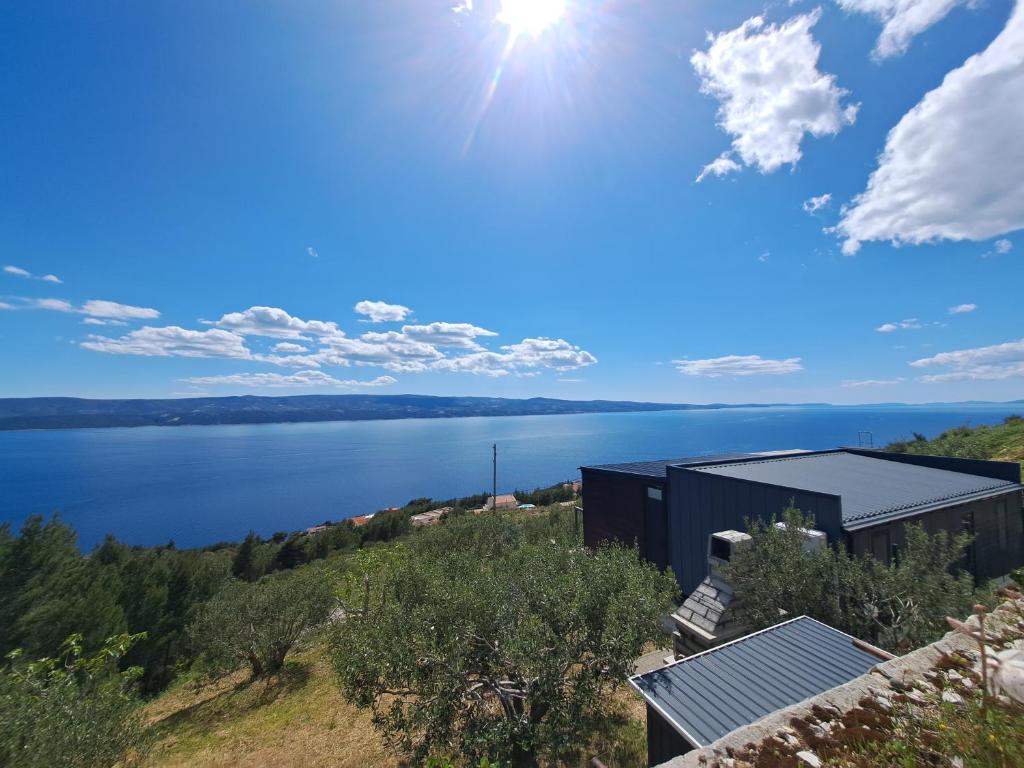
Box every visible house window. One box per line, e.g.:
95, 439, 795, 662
997, 500, 1008, 549
647, 487, 662, 501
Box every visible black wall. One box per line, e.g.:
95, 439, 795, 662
666, 469, 844, 595
646, 704, 693, 766
849, 490, 1024, 581
581, 469, 666, 564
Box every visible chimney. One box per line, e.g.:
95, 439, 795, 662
670, 530, 751, 658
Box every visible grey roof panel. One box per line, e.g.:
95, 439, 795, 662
692, 451, 1018, 527
630, 617, 880, 748
583, 453, 753, 479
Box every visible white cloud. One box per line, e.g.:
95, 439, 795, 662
842, 377, 905, 387
691, 10, 857, 180
210, 306, 341, 339
77, 301, 597, 380
401, 321, 498, 349
433, 337, 598, 377
696, 153, 742, 182
0, 302, 13, 310
995, 238, 1013, 255
354, 300, 412, 323
948, 303, 976, 314
272, 342, 308, 353
81, 326, 252, 359
838, 5, 1024, 254
7, 297, 158, 319
307, 247, 318, 258
758, 252, 770, 262
80, 299, 159, 319
911, 338, 1024, 381
876, 318, 924, 332
33, 298, 75, 312
835, 0, 971, 60
803, 193, 832, 213
181, 371, 397, 389
673, 354, 803, 377
3, 265, 63, 283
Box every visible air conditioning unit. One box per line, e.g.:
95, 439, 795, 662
774, 522, 828, 553
707, 530, 752, 568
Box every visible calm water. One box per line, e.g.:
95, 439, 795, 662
1, 404, 1020, 549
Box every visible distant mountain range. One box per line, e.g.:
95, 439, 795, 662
0, 395, 1018, 431
0, 395, 809, 431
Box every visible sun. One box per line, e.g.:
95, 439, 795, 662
496, 0, 566, 39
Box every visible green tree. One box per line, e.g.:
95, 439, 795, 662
332, 512, 678, 765
0, 517, 126, 660
0, 632, 149, 768
724, 508, 976, 652
189, 565, 335, 679
231, 531, 259, 581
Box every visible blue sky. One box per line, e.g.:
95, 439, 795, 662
1, 0, 1021, 404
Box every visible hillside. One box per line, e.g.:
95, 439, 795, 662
142, 647, 397, 768
0, 394, 783, 431
887, 414, 1024, 469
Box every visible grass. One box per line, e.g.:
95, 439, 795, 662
887, 415, 1024, 470
140, 643, 651, 768
141, 646, 397, 768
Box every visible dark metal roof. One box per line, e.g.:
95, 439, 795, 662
692, 450, 1020, 530
583, 453, 753, 479
630, 616, 880, 748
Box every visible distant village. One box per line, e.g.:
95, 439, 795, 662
304, 479, 583, 534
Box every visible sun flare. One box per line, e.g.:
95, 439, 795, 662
496, 0, 566, 39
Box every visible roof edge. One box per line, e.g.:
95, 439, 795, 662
842, 484, 1023, 530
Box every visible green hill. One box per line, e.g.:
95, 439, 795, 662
886, 414, 1024, 469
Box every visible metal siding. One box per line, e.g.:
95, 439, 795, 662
668, 468, 842, 595
853, 490, 1024, 579
580, 469, 651, 554
633, 618, 879, 750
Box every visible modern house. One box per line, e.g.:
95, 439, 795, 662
630, 616, 889, 766
581, 448, 1023, 595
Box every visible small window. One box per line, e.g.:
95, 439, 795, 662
647, 487, 662, 501
997, 500, 1008, 549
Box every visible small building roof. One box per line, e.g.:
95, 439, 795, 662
692, 450, 1020, 530
630, 616, 882, 749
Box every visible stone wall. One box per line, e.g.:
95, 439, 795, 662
657, 595, 1024, 768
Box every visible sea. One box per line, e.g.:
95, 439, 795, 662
1, 403, 1020, 550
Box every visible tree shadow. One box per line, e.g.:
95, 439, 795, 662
149, 660, 313, 737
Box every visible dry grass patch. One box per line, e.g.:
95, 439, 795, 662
142, 647, 397, 768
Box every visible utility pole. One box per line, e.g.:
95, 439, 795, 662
492, 443, 497, 512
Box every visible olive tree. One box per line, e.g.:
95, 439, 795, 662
189, 565, 335, 679
0, 632, 149, 768
724, 508, 976, 652
332, 512, 679, 765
